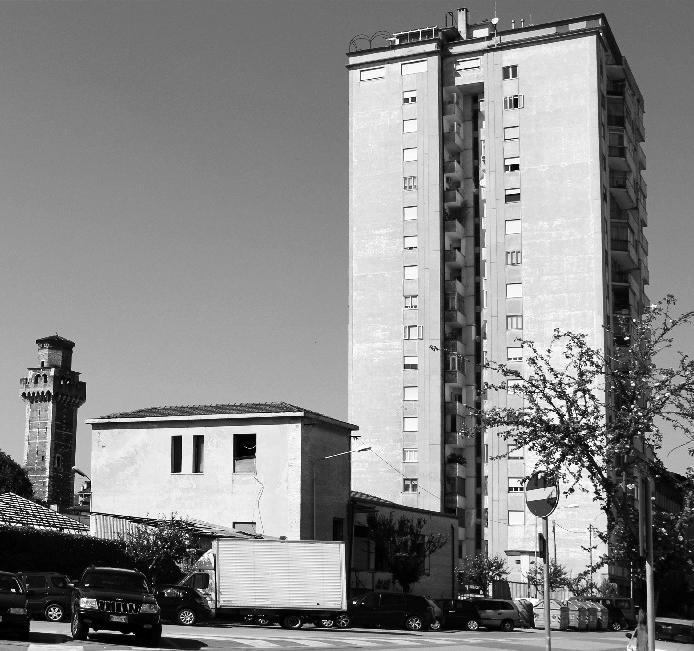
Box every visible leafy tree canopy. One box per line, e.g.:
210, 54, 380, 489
0, 449, 33, 499
457, 553, 509, 596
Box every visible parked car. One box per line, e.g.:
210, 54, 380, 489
155, 584, 213, 626
70, 566, 161, 646
626, 618, 694, 651
17, 571, 72, 622
436, 598, 481, 630
337, 591, 440, 631
0, 571, 30, 640
588, 597, 637, 631
469, 598, 521, 631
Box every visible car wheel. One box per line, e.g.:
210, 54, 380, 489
429, 618, 442, 631
405, 615, 424, 631
281, 614, 303, 629
45, 603, 65, 622
466, 619, 480, 631
177, 607, 197, 626
334, 613, 351, 629
71, 611, 88, 640
611, 620, 623, 631
500, 619, 514, 632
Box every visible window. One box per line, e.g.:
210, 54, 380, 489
456, 57, 480, 71
404, 355, 418, 370
404, 325, 423, 340
404, 295, 418, 309
504, 156, 520, 172
508, 477, 525, 493
506, 283, 523, 298
233, 522, 257, 535
403, 206, 417, 221
506, 250, 522, 265
507, 346, 523, 361
25, 575, 46, 589
403, 448, 418, 462
333, 517, 345, 541
505, 219, 521, 234
403, 90, 417, 104
403, 147, 418, 162
508, 510, 525, 526
503, 95, 524, 110
507, 315, 523, 330
403, 478, 418, 492
404, 265, 418, 280
504, 126, 520, 140
506, 379, 524, 394
403, 118, 417, 133
505, 188, 521, 203
233, 433, 256, 473
403, 386, 418, 401
54, 453, 63, 469
502, 65, 518, 80
360, 66, 384, 81
171, 436, 182, 474
446, 353, 461, 371
192, 434, 204, 473
404, 235, 418, 249
401, 60, 427, 75
403, 176, 417, 191
403, 416, 419, 431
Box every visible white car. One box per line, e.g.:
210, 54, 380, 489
626, 618, 694, 651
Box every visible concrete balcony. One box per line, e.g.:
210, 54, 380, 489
641, 262, 649, 286
634, 143, 646, 171
445, 429, 465, 446
444, 279, 463, 296
608, 144, 631, 172
444, 247, 463, 268
609, 172, 637, 209
444, 368, 464, 386
443, 100, 463, 125
444, 493, 466, 512
445, 401, 465, 417
445, 460, 466, 479
443, 158, 462, 179
443, 336, 464, 355
444, 187, 464, 208
444, 213, 463, 239
610, 227, 638, 268
443, 126, 463, 154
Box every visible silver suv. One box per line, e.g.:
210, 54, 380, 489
470, 598, 521, 632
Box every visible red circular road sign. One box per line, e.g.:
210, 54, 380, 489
525, 472, 559, 517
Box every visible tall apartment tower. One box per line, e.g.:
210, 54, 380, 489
348, 9, 647, 582
19, 336, 86, 510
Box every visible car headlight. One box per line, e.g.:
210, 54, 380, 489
8, 607, 27, 615
140, 603, 160, 614
79, 598, 98, 609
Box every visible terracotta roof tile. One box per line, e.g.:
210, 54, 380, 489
0, 493, 88, 532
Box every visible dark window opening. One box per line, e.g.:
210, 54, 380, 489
192, 435, 204, 473
234, 434, 256, 473
171, 435, 182, 474
332, 517, 345, 541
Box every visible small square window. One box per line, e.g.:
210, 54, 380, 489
233, 521, 257, 534
508, 477, 524, 492
506, 283, 522, 298
404, 265, 418, 280
507, 315, 523, 330
403, 147, 418, 162
403, 478, 418, 492
508, 510, 525, 526
404, 325, 422, 340
505, 219, 521, 234
404, 295, 418, 309
502, 65, 518, 80
403, 448, 418, 462
504, 157, 520, 172
504, 126, 519, 140
403, 90, 417, 104
505, 188, 521, 203
403, 176, 417, 191
506, 250, 522, 265
503, 95, 524, 110
404, 356, 418, 370
404, 417, 418, 432
403, 386, 418, 401
507, 346, 523, 361
403, 206, 417, 221
404, 235, 418, 250
403, 118, 418, 133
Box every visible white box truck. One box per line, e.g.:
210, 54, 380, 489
177, 537, 347, 629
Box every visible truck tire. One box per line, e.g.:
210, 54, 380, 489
334, 613, 351, 628
281, 614, 303, 629
71, 611, 88, 640
405, 615, 424, 631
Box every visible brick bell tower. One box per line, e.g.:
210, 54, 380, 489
19, 336, 86, 509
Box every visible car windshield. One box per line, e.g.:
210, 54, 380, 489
0, 576, 23, 593
82, 571, 149, 593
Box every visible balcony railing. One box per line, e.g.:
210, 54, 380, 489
606, 80, 626, 96
609, 145, 626, 158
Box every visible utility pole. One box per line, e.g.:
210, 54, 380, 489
543, 516, 551, 651
588, 524, 593, 594
552, 520, 557, 564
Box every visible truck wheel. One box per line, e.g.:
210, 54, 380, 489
334, 614, 351, 628
281, 614, 303, 629
45, 603, 65, 622
71, 611, 88, 640
177, 608, 197, 626
500, 619, 514, 632
405, 615, 423, 631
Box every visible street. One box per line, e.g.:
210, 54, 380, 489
0, 621, 629, 651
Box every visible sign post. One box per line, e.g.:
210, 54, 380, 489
526, 471, 559, 651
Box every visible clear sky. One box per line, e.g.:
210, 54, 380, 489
1, 0, 693, 478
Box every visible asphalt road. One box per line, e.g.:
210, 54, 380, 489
1, 620, 630, 651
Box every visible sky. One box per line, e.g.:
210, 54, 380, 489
1, 0, 693, 479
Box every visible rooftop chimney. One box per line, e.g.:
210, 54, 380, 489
457, 7, 469, 39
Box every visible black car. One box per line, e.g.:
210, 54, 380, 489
17, 571, 72, 622
437, 598, 482, 630
0, 571, 30, 640
337, 591, 440, 631
155, 584, 213, 626
587, 597, 636, 631
70, 567, 161, 646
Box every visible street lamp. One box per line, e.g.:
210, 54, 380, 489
71, 466, 92, 508
313, 447, 371, 540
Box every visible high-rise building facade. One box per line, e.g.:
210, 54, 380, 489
348, 9, 647, 581
19, 336, 86, 510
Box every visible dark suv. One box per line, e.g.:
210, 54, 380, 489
0, 572, 30, 640
17, 572, 72, 622
437, 598, 482, 630
71, 567, 161, 646
339, 591, 440, 631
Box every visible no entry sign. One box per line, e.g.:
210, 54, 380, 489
525, 472, 559, 517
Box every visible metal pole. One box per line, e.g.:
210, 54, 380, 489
645, 477, 655, 651
553, 520, 557, 564
589, 525, 593, 593
543, 516, 551, 651
312, 466, 317, 540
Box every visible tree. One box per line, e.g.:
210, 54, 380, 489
456, 553, 509, 596
0, 449, 33, 499
441, 296, 694, 598
526, 560, 570, 596
120, 515, 198, 586
366, 513, 447, 593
